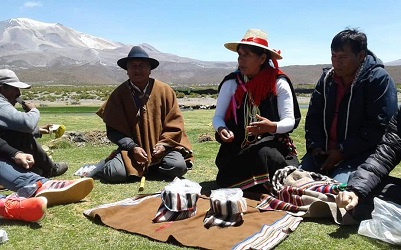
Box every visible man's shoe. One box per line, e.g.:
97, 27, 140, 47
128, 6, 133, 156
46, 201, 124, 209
0, 196, 47, 222
30, 167, 44, 176
35, 178, 94, 206
49, 162, 69, 177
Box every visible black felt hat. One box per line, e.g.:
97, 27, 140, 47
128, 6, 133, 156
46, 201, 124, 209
117, 46, 159, 70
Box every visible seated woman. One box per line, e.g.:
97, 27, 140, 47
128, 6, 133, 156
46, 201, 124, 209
213, 29, 301, 192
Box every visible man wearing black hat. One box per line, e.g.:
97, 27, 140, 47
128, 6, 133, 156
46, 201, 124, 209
0, 69, 68, 177
96, 46, 193, 183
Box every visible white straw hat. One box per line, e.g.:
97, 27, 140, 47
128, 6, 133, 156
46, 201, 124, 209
224, 29, 282, 60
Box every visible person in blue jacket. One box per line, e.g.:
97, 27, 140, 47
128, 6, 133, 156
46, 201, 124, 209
337, 106, 401, 220
299, 28, 397, 183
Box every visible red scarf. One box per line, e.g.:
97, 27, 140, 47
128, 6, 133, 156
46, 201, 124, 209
225, 66, 283, 122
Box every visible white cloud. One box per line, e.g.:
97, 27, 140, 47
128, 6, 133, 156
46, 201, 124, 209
23, 1, 42, 8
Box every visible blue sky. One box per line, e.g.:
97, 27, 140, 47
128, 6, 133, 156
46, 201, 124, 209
1, 0, 401, 66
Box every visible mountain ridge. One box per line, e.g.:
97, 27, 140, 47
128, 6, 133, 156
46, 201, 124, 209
1, 18, 400, 86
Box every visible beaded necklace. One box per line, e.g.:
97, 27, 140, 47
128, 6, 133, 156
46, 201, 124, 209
238, 74, 262, 148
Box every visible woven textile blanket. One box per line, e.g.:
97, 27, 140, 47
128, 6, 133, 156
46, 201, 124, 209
265, 166, 359, 225
83, 167, 359, 249
84, 193, 302, 250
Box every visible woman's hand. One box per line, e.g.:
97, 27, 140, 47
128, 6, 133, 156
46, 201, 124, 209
247, 114, 277, 134
217, 126, 234, 142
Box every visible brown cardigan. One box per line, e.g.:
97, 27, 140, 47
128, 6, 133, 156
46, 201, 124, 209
97, 79, 193, 177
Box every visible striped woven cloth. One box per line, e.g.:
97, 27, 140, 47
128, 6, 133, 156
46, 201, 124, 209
257, 166, 343, 212
232, 214, 302, 250
256, 186, 335, 212
271, 166, 337, 194
255, 166, 359, 225
203, 189, 247, 229
161, 191, 199, 212
210, 197, 247, 215
228, 173, 271, 190
152, 203, 197, 223
153, 178, 201, 223
203, 210, 244, 229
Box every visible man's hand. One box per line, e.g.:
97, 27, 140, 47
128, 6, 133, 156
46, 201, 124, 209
217, 126, 234, 142
320, 149, 344, 174
13, 152, 35, 169
39, 124, 51, 135
152, 144, 166, 158
132, 146, 148, 165
336, 191, 359, 210
312, 147, 325, 156
21, 100, 36, 112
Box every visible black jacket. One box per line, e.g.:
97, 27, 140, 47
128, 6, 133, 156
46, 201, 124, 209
348, 106, 401, 198
0, 137, 19, 159
305, 51, 397, 161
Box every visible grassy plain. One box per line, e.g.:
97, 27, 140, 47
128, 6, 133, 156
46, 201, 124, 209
0, 107, 397, 250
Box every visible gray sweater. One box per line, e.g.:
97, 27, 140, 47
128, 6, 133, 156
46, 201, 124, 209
0, 94, 40, 133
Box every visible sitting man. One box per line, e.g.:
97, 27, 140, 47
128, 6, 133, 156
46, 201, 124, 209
0, 137, 94, 222
96, 46, 193, 183
336, 105, 401, 221
0, 69, 68, 177
299, 28, 397, 183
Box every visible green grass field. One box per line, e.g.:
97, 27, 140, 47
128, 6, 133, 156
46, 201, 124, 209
0, 108, 397, 249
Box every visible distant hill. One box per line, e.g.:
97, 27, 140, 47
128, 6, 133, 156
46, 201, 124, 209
282, 64, 330, 85
282, 64, 401, 85
386, 59, 401, 66
386, 66, 401, 84
1, 18, 400, 86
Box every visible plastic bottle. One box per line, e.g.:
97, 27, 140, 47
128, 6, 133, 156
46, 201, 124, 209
16, 181, 42, 198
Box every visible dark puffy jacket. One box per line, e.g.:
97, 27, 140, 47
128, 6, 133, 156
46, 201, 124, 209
348, 106, 401, 198
305, 51, 397, 161
0, 137, 19, 159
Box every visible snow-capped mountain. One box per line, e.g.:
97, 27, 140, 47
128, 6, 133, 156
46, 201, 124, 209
0, 18, 399, 86
0, 18, 122, 51
0, 18, 236, 85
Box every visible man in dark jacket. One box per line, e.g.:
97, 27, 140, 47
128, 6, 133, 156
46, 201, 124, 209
299, 28, 397, 183
336, 106, 401, 220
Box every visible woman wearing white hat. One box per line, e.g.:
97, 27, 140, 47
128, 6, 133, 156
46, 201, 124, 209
212, 29, 301, 191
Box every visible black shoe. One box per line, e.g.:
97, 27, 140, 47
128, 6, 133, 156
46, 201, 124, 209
49, 162, 69, 177
30, 167, 44, 176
